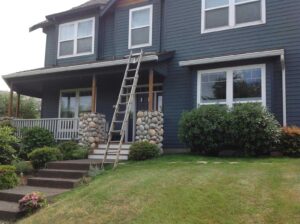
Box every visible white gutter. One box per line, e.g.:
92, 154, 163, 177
281, 52, 287, 126
179, 49, 285, 67
3, 55, 159, 80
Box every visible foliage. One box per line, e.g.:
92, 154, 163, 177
28, 147, 63, 169
12, 161, 34, 175
0, 126, 19, 165
0, 92, 40, 119
129, 141, 160, 161
57, 141, 88, 160
280, 126, 300, 157
19, 192, 47, 215
88, 164, 104, 178
0, 165, 19, 190
20, 127, 55, 159
178, 105, 229, 155
229, 103, 281, 156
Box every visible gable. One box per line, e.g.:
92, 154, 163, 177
101, 0, 150, 16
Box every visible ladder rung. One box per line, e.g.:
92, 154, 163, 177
117, 111, 126, 114
128, 69, 136, 72
113, 120, 123, 123
111, 130, 121, 133
120, 93, 131, 96
123, 85, 132, 89
119, 102, 127, 105
125, 77, 135, 80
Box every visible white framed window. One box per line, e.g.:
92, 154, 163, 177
129, 5, 153, 49
197, 64, 266, 107
59, 88, 93, 118
201, 0, 266, 33
58, 18, 95, 59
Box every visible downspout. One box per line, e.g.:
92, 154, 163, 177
280, 51, 287, 126
159, 0, 165, 52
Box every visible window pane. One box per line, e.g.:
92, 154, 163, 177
205, 7, 229, 29
60, 24, 75, 41
132, 8, 150, 28
236, 1, 261, 24
201, 72, 226, 103
79, 90, 92, 114
78, 20, 93, 38
205, 0, 229, 9
77, 37, 93, 54
233, 68, 262, 102
60, 92, 76, 118
131, 27, 150, 46
59, 40, 74, 56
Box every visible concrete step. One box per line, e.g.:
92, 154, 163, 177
36, 169, 88, 179
0, 201, 23, 221
46, 160, 103, 170
0, 186, 67, 203
27, 177, 81, 189
93, 149, 130, 155
98, 143, 131, 150
88, 154, 128, 160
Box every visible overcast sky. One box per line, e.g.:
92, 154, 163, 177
0, 0, 86, 91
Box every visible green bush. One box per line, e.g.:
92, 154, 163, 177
0, 165, 19, 190
20, 127, 55, 159
12, 161, 34, 175
178, 105, 229, 155
0, 126, 19, 165
229, 103, 281, 156
280, 126, 300, 157
28, 147, 63, 169
129, 141, 160, 161
57, 141, 88, 160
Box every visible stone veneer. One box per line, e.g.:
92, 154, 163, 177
78, 113, 107, 149
135, 111, 164, 153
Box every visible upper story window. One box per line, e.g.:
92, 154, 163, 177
129, 5, 153, 49
58, 18, 95, 59
201, 0, 266, 33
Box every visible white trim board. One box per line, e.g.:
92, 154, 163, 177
3, 54, 159, 79
179, 49, 285, 67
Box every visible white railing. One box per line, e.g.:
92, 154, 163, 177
11, 118, 80, 140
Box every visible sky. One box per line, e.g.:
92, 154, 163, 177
0, 0, 87, 91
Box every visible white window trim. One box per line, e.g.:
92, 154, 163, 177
197, 64, 266, 107
128, 5, 153, 49
201, 0, 266, 34
58, 17, 95, 59
58, 88, 94, 118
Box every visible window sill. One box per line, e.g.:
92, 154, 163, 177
57, 52, 94, 60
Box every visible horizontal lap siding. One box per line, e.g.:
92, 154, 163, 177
162, 0, 300, 148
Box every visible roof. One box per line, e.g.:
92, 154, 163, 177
72, 0, 109, 9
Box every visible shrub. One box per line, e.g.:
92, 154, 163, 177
19, 192, 47, 215
12, 161, 34, 175
129, 141, 160, 161
0, 165, 19, 190
230, 103, 281, 156
20, 127, 55, 159
28, 147, 63, 169
0, 126, 19, 165
280, 126, 300, 157
178, 105, 229, 155
57, 141, 88, 160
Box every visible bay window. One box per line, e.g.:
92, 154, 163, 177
58, 18, 95, 58
201, 0, 266, 33
197, 64, 266, 107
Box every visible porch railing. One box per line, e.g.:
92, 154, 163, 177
11, 118, 80, 140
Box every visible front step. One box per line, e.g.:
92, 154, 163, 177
27, 177, 80, 189
98, 143, 131, 150
0, 201, 23, 221
46, 160, 101, 170
89, 143, 131, 160
88, 154, 128, 160
36, 169, 88, 179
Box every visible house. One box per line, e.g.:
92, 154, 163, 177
2, 0, 299, 155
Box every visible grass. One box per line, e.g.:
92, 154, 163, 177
19, 155, 300, 224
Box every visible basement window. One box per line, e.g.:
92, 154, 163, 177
58, 18, 95, 59
129, 5, 153, 49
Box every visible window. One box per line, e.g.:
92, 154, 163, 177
59, 89, 92, 118
201, 0, 266, 33
58, 18, 95, 58
197, 64, 266, 107
129, 5, 153, 49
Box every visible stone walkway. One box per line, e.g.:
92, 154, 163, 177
0, 159, 109, 221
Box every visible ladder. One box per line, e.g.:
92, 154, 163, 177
101, 50, 144, 169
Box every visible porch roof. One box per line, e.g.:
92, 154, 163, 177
3, 52, 173, 82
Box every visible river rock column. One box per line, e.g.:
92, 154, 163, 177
135, 111, 164, 154
78, 113, 107, 149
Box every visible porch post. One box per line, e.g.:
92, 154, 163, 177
92, 75, 97, 113
16, 93, 21, 118
8, 85, 13, 117
148, 69, 154, 112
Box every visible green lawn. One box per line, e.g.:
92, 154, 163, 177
19, 155, 300, 224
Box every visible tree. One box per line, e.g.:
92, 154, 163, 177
0, 92, 40, 119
